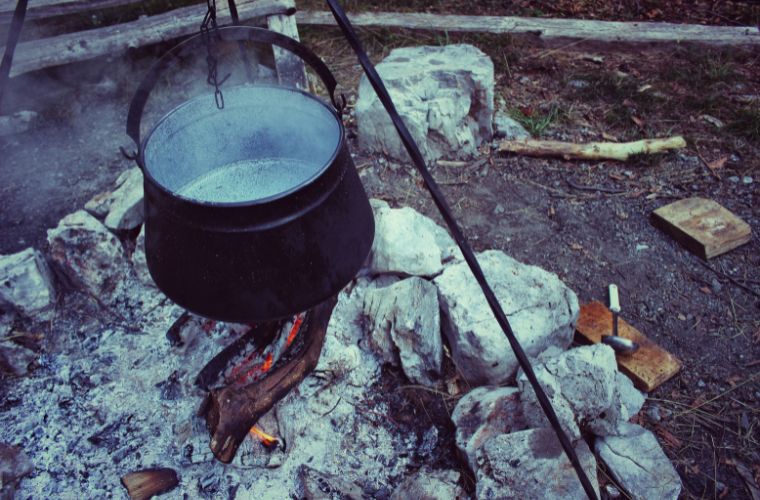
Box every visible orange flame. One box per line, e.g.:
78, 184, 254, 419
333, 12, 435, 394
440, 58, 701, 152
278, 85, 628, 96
249, 426, 278, 448
286, 313, 304, 347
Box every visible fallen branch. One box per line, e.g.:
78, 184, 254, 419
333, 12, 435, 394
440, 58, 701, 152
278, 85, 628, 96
498, 136, 686, 161
201, 295, 336, 463
297, 11, 760, 46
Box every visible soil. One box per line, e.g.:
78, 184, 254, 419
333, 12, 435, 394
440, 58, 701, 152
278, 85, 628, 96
1, 5, 759, 500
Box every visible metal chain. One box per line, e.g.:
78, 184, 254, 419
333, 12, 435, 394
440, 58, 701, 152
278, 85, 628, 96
201, 0, 230, 109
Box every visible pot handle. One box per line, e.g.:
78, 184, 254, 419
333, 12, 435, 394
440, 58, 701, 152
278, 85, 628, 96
126, 26, 345, 165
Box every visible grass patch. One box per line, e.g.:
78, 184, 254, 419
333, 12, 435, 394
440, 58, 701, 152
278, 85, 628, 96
509, 104, 562, 137
661, 48, 739, 86
728, 106, 760, 144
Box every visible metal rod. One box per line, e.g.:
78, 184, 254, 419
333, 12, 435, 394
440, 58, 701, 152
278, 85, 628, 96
323, 2, 598, 498
0, 0, 28, 114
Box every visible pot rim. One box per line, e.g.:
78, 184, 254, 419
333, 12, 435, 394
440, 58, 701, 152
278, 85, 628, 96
139, 83, 345, 209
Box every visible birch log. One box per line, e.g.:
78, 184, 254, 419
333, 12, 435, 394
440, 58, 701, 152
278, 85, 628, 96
498, 136, 687, 161
297, 11, 760, 46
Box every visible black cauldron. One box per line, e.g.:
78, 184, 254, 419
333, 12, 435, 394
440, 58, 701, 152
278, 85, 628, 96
126, 27, 374, 322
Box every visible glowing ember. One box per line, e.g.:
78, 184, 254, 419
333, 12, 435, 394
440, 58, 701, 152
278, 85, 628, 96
286, 313, 304, 347
249, 426, 278, 448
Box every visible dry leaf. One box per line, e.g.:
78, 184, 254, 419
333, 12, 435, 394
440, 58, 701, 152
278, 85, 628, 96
569, 242, 584, 251
548, 205, 556, 217
655, 426, 683, 449
631, 115, 645, 127
707, 156, 728, 173
699, 286, 711, 294
752, 328, 760, 344
602, 132, 619, 142
727, 375, 742, 386
609, 172, 625, 181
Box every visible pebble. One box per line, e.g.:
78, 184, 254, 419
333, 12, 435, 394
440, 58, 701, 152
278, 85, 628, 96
494, 204, 506, 215
605, 484, 622, 499
697, 379, 706, 388
710, 278, 722, 293
727, 176, 740, 183
742, 176, 753, 184
635, 243, 649, 252
646, 406, 661, 423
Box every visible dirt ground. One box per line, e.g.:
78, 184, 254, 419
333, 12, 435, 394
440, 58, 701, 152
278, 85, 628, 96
1, 6, 759, 500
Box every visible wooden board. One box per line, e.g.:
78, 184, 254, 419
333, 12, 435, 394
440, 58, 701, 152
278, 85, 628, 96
0, 0, 143, 23
3, 0, 295, 77
575, 301, 682, 392
297, 11, 760, 46
651, 197, 751, 260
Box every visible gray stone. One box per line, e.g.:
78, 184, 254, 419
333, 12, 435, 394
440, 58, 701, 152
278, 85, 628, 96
518, 344, 627, 438
434, 250, 579, 385
475, 428, 599, 500
492, 110, 531, 140
368, 203, 461, 277
595, 423, 682, 500
0, 248, 56, 320
131, 225, 154, 287
104, 168, 144, 231
0, 443, 33, 498
390, 468, 464, 500
47, 210, 131, 304
605, 484, 622, 498
297, 465, 365, 500
363, 277, 442, 386
0, 111, 37, 136
451, 386, 527, 471
0, 340, 37, 376
357, 45, 494, 163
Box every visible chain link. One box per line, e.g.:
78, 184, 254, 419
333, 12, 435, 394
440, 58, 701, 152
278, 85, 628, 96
201, 0, 229, 109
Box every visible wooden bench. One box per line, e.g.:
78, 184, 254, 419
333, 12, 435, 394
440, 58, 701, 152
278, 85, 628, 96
0, 0, 306, 85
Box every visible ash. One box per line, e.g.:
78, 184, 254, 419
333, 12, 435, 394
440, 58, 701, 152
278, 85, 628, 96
0, 278, 414, 498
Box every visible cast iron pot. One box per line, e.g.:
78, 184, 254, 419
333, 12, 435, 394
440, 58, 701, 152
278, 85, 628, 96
126, 27, 374, 323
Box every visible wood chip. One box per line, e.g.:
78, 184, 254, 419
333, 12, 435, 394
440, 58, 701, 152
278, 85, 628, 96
121, 468, 179, 500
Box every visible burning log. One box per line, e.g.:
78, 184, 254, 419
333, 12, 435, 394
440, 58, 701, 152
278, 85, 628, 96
201, 295, 337, 463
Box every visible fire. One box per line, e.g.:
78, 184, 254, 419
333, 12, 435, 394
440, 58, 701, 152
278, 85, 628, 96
249, 426, 279, 448
286, 313, 304, 347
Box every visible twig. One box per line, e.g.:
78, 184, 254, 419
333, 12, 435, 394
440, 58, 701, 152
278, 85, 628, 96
566, 176, 627, 194
696, 260, 760, 300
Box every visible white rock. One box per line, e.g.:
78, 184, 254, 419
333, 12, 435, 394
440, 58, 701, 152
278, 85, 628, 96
0, 248, 56, 320
595, 423, 682, 500
368, 202, 461, 277
390, 468, 464, 500
434, 250, 578, 385
363, 277, 442, 386
47, 210, 131, 304
615, 372, 646, 420
357, 45, 494, 163
0, 111, 37, 136
475, 428, 599, 500
131, 225, 155, 287
518, 344, 628, 438
451, 386, 527, 471
104, 168, 144, 231
492, 110, 531, 140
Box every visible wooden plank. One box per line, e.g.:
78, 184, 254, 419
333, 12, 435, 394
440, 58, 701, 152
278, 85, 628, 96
2, 0, 295, 77
267, 12, 306, 89
575, 301, 682, 392
651, 197, 752, 259
297, 10, 760, 46
0, 0, 144, 23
